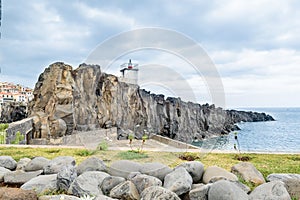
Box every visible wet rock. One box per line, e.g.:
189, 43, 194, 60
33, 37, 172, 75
109, 180, 139, 200
25, 157, 50, 172
76, 157, 107, 175
0, 156, 17, 170
68, 171, 109, 197
203, 166, 238, 184
100, 176, 126, 195
164, 167, 193, 196
43, 156, 75, 174
21, 174, 58, 194
231, 162, 265, 185
140, 186, 180, 200
57, 165, 77, 192
249, 181, 291, 200
176, 161, 204, 183
208, 180, 249, 200
4, 170, 43, 185
267, 173, 300, 198
131, 173, 162, 194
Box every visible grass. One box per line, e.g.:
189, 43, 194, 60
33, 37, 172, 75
0, 146, 299, 178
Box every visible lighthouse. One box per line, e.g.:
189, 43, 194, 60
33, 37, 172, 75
120, 59, 139, 84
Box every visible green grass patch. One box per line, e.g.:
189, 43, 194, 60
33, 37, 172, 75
117, 150, 149, 160
75, 149, 96, 157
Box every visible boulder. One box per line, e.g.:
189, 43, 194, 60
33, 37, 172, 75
21, 174, 58, 194
164, 167, 193, 196
109, 180, 139, 200
95, 195, 117, 200
189, 184, 211, 200
43, 156, 75, 174
57, 165, 77, 192
39, 195, 81, 200
208, 180, 249, 200
68, 171, 110, 197
231, 162, 265, 185
175, 161, 204, 183
267, 173, 300, 198
4, 170, 43, 185
100, 176, 126, 195
16, 157, 31, 171
0, 187, 37, 200
249, 181, 291, 200
232, 181, 251, 194
25, 157, 50, 171
140, 186, 180, 200
203, 166, 238, 184
140, 162, 172, 181
208, 176, 229, 183
0, 156, 17, 170
109, 160, 142, 178
131, 173, 162, 194
0, 166, 11, 182
76, 157, 107, 175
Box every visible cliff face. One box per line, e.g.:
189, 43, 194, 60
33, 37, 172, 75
28, 62, 274, 142
0, 103, 27, 123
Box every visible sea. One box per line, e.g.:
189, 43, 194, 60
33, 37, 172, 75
193, 107, 300, 153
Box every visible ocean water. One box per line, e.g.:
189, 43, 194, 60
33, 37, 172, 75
194, 107, 300, 153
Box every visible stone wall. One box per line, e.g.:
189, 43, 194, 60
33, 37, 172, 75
5, 117, 34, 144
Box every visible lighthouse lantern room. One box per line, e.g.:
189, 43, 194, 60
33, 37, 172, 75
120, 59, 139, 84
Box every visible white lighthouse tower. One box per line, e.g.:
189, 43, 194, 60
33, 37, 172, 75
120, 59, 139, 84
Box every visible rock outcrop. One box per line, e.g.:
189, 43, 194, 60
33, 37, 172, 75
0, 102, 27, 123
24, 62, 274, 142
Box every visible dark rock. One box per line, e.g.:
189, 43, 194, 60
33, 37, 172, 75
43, 156, 75, 174
140, 186, 180, 200
76, 157, 107, 175
100, 176, 126, 195
0, 102, 27, 123
21, 174, 58, 194
163, 167, 193, 196
25, 62, 274, 143
25, 156, 50, 172
57, 165, 77, 192
0, 156, 17, 170
109, 180, 139, 200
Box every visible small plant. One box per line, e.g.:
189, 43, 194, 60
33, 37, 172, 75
97, 140, 108, 151
128, 133, 135, 151
117, 150, 148, 160
75, 149, 95, 157
11, 131, 25, 144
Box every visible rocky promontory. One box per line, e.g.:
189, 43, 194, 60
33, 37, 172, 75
8, 62, 274, 143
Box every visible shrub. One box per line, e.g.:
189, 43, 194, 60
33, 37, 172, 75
98, 140, 108, 151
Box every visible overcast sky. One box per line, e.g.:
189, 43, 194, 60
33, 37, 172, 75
1, 0, 300, 108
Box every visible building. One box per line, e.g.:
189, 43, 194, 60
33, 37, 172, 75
119, 59, 139, 84
0, 82, 33, 109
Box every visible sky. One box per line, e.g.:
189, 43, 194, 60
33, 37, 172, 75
0, 0, 300, 108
